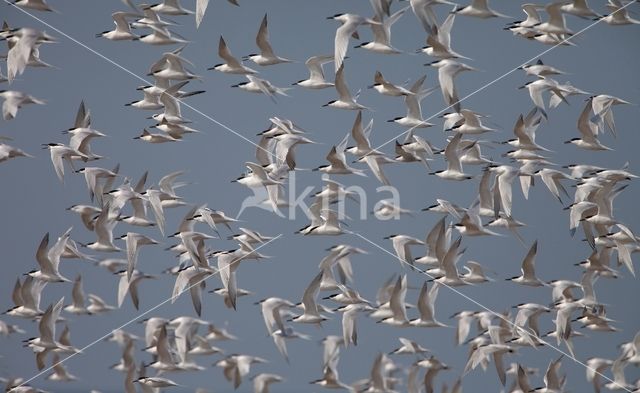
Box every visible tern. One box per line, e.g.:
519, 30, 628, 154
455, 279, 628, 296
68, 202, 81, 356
355, 7, 409, 54
252, 373, 283, 393
566, 98, 612, 150
292, 271, 327, 324
0, 90, 45, 120
534, 2, 573, 35
116, 269, 156, 310
453, 0, 511, 18
121, 232, 159, 281
419, 7, 469, 60
150, 0, 193, 15
13, 0, 55, 11
388, 75, 435, 128
519, 59, 566, 77
97, 12, 139, 41
293, 54, 334, 89
369, 70, 414, 96
323, 64, 369, 110
428, 133, 474, 181
427, 59, 476, 113
5, 276, 47, 319
507, 241, 545, 286
29, 231, 71, 283
314, 134, 366, 176
379, 275, 410, 326
410, 281, 447, 327
561, 0, 600, 19
63, 275, 91, 315
599, 0, 640, 25
384, 234, 425, 268
0, 143, 31, 163
390, 337, 429, 354
209, 36, 257, 74
591, 94, 631, 137
244, 14, 292, 66
447, 109, 496, 134
409, 0, 457, 32
231, 75, 291, 101
329, 13, 379, 72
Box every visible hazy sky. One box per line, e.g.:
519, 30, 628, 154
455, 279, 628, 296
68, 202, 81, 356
1, 1, 639, 392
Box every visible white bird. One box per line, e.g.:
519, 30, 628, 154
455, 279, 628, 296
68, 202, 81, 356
447, 109, 496, 134
5, 276, 47, 319
150, 0, 193, 15
435, 236, 468, 286
410, 281, 446, 327
420, 7, 468, 60
369, 70, 414, 96
454, 0, 510, 18
338, 303, 374, 347
97, 12, 139, 41
86, 205, 120, 252
429, 133, 474, 181
507, 241, 545, 286
323, 64, 368, 110
519, 59, 566, 78
292, 271, 328, 324
209, 36, 257, 74
384, 234, 425, 268
390, 337, 429, 354
410, 0, 456, 32
329, 13, 378, 72
216, 355, 267, 389
117, 269, 155, 310
63, 275, 91, 315
13, 0, 55, 11
86, 294, 115, 314
46, 354, 77, 382
121, 232, 159, 281
561, 0, 600, 19
536, 168, 573, 203
244, 14, 292, 66
0, 90, 45, 120
293, 54, 334, 89
0, 143, 32, 163
600, 0, 640, 25
232, 75, 291, 101
30, 230, 71, 283
379, 275, 410, 326
535, 2, 573, 35
134, 376, 178, 388
374, 199, 413, 220
257, 297, 294, 335
252, 373, 283, 393
428, 59, 476, 113
6, 27, 54, 83
314, 134, 366, 176
356, 152, 394, 186
388, 75, 436, 128
355, 7, 409, 54
195, 0, 238, 28
591, 94, 631, 137
566, 98, 611, 150
519, 78, 568, 118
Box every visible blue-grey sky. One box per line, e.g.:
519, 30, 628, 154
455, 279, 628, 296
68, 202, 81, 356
1, 1, 639, 392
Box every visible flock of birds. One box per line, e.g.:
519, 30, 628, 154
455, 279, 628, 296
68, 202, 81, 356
1, 0, 639, 392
